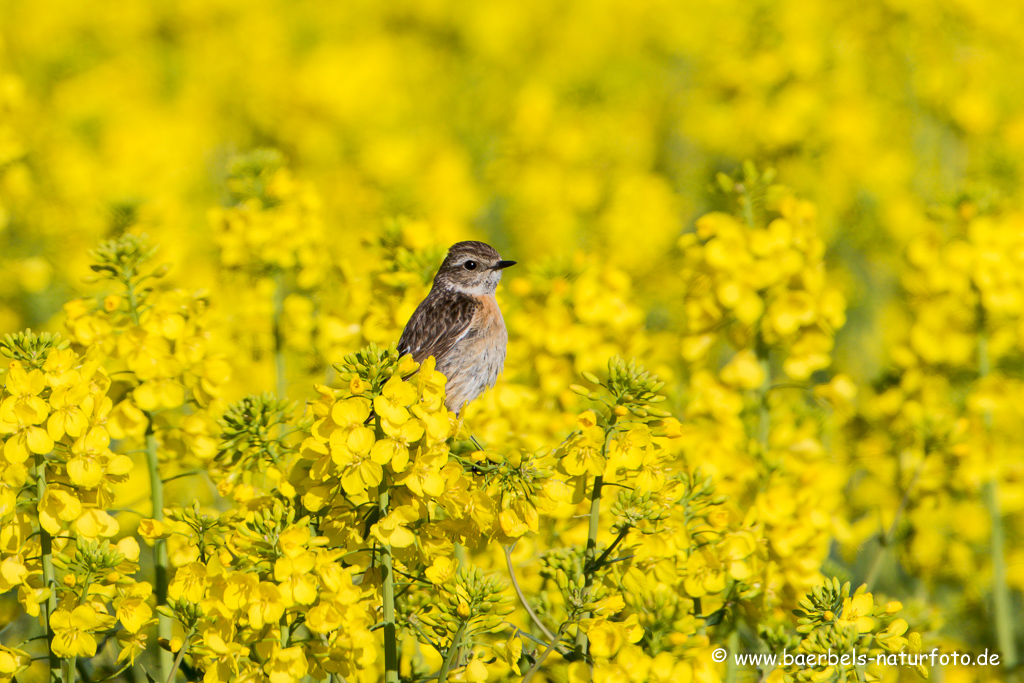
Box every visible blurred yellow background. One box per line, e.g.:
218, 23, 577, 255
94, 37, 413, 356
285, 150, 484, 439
3, 0, 1024, 680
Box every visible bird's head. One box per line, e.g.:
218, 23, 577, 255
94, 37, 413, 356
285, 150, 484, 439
434, 241, 516, 295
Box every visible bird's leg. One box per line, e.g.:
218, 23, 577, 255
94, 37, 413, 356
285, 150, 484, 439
453, 402, 485, 450
453, 408, 466, 444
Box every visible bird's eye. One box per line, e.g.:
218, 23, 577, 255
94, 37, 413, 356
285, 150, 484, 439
463, 260, 478, 271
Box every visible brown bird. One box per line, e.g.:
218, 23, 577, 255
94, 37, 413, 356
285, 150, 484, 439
398, 241, 516, 414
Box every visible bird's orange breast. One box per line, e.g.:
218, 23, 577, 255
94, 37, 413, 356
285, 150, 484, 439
438, 294, 507, 412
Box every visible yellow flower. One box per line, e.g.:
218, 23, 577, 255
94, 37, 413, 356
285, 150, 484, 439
425, 556, 456, 585
497, 632, 523, 675
38, 488, 82, 534
336, 447, 387, 495
1, 362, 48, 422
836, 592, 875, 634
560, 426, 607, 477
392, 445, 447, 498
276, 525, 313, 557
67, 427, 112, 488
201, 627, 252, 683
134, 378, 186, 411
498, 508, 530, 538
415, 357, 448, 411
719, 350, 766, 390
682, 549, 726, 598
0, 644, 30, 682
137, 518, 167, 542
331, 397, 372, 430
117, 328, 178, 381
17, 583, 50, 618
329, 399, 376, 466
374, 375, 417, 426
115, 630, 148, 666
411, 404, 452, 445
275, 553, 318, 605
607, 425, 653, 471
74, 508, 120, 539
168, 561, 209, 603
465, 659, 488, 682
0, 556, 27, 591
265, 645, 308, 683
115, 586, 154, 633
0, 381, 53, 462
247, 582, 286, 628
46, 383, 91, 441
222, 571, 259, 614
371, 505, 419, 548
51, 604, 115, 658
106, 400, 149, 440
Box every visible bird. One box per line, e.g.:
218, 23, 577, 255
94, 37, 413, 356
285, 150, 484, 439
398, 241, 516, 415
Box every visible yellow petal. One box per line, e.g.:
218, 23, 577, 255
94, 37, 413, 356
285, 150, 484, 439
331, 398, 370, 427
26, 427, 53, 455
106, 454, 133, 477
67, 456, 103, 488
347, 426, 376, 454
75, 509, 120, 539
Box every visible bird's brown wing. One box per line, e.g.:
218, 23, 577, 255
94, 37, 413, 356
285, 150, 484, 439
398, 289, 481, 365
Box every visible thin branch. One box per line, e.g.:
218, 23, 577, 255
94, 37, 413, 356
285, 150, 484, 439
165, 631, 193, 683
523, 623, 568, 683
503, 545, 556, 641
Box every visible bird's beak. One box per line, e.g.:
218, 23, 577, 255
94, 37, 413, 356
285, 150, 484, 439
492, 260, 517, 270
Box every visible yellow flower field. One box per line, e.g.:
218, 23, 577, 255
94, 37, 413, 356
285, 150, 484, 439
1, 0, 1022, 681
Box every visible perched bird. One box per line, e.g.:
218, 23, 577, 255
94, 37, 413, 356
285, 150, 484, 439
398, 241, 516, 414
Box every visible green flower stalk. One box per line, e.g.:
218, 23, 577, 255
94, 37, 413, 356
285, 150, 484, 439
35, 450, 61, 683
379, 473, 399, 683
978, 329, 1017, 668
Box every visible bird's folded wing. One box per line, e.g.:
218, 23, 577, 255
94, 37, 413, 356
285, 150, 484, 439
397, 290, 481, 366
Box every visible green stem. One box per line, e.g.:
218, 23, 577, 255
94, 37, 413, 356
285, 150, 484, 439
978, 331, 1017, 667
379, 474, 399, 683
273, 270, 287, 399
523, 624, 567, 683
146, 426, 172, 680
165, 630, 192, 683
437, 622, 467, 683
983, 480, 1014, 665
585, 527, 630, 574
35, 451, 62, 683
864, 465, 921, 592
574, 474, 603, 657
574, 425, 615, 657
740, 196, 756, 229
756, 345, 771, 452
124, 275, 141, 326
503, 545, 556, 642
725, 629, 740, 683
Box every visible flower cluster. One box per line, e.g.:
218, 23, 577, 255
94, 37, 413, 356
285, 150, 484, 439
63, 235, 232, 465
678, 165, 846, 381
836, 205, 1024, 652
766, 579, 924, 683
212, 148, 330, 287
0, 331, 152, 680
154, 497, 377, 682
